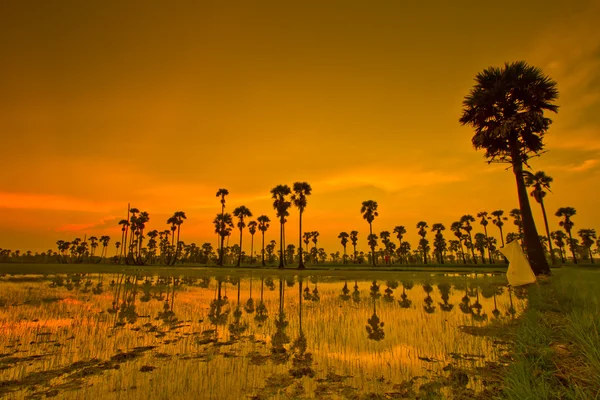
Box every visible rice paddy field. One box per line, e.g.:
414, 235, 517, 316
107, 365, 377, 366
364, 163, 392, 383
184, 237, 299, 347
0, 268, 526, 399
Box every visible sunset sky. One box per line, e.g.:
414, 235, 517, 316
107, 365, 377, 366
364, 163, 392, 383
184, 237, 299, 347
1, 0, 599, 255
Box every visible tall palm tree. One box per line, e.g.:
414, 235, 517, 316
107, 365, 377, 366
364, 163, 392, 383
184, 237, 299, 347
350, 231, 358, 263
551, 230, 567, 263
393, 226, 407, 264
271, 185, 292, 269
170, 211, 187, 265
310, 231, 319, 264
577, 229, 597, 263
524, 170, 556, 264
99, 236, 110, 260
257, 215, 270, 266
431, 223, 446, 264
450, 221, 467, 264
361, 200, 379, 266
416, 221, 429, 264
248, 221, 257, 264
213, 213, 234, 266
477, 212, 493, 262
459, 61, 558, 276
233, 206, 253, 267
338, 232, 349, 264
509, 208, 524, 246
556, 207, 577, 264
490, 210, 508, 247
291, 182, 312, 269
460, 215, 477, 263
216, 189, 229, 264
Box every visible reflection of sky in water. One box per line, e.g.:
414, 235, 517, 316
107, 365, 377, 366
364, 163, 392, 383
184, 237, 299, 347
0, 273, 526, 399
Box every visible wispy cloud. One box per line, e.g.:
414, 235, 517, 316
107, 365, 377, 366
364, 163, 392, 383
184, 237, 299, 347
0, 192, 122, 213
55, 215, 120, 232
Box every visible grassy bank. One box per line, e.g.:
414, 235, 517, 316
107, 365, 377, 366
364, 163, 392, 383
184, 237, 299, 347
501, 267, 600, 399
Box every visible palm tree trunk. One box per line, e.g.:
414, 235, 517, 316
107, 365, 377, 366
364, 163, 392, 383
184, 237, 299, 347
468, 233, 476, 264
250, 234, 254, 265
567, 230, 577, 264
261, 232, 266, 266
298, 211, 305, 269
512, 152, 551, 275
278, 220, 285, 269
369, 223, 376, 266
539, 200, 556, 265
219, 234, 225, 266
237, 226, 243, 267
459, 240, 466, 264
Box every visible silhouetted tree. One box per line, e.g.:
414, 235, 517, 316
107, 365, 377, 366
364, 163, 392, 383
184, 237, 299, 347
460, 61, 558, 275
361, 200, 379, 266
556, 207, 577, 264
291, 182, 312, 269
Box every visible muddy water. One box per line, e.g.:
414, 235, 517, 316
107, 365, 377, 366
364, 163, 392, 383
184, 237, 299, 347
0, 272, 526, 399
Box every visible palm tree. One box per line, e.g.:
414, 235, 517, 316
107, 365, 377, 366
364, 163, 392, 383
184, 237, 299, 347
416, 221, 429, 264
459, 61, 558, 276
337, 232, 349, 264
490, 210, 508, 247
271, 185, 292, 269
257, 215, 270, 266
551, 230, 567, 263
477, 212, 493, 263
450, 221, 467, 264
350, 231, 358, 263
247, 221, 257, 264
99, 236, 110, 260
291, 182, 312, 269
509, 208, 524, 246
213, 213, 234, 266
232, 206, 253, 267
393, 226, 407, 264
361, 200, 379, 266
169, 211, 186, 265
460, 215, 477, 263
556, 207, 577, 264
524, 170, 556, 264
431, 223, 446, 264
310, 231, 319, 264
216, 189, 229, 264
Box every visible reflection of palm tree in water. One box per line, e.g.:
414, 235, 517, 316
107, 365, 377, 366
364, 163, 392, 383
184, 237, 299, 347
270, 278, 290, 364
339, 281, 351, 301
244, 273, 255, 314
459, 282, 472, 315
366, 297, 385, 341
398, 280, 413, 308
481, 284, 504, 319
352, 281, 361, 304
422, 283, 436, 314
506, 286, 517, 318
290, 277, 315, 378
470, 286, 487, 322
117, 276, 139, 326
229, 279, 248, 339
209, 277, 230, 339
158, 276, 178, 325
255, 276, 268, 325
437, 283, 453, 312
383, 281, 398, 303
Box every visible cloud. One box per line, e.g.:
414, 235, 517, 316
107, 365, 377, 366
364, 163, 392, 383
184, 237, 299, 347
0, 192, 122, 213
566, 159, 599, 172
54, 215, 120, 232
317, 166, 466, 194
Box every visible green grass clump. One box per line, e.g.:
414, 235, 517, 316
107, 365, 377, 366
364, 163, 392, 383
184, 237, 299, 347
502, 268, 600, 399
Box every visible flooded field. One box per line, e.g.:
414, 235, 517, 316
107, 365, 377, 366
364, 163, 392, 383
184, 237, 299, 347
0, 271, 526, 399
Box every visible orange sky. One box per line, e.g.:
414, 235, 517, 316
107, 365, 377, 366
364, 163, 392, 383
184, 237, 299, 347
1, 0, 599, 255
